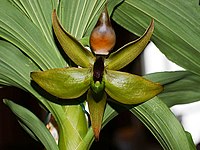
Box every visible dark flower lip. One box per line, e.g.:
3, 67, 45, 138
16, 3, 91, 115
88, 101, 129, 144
93, 56, 104, 82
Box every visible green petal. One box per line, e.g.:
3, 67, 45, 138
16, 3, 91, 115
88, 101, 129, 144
87, 89, 107, 140
31, 68, 92, 99
104, 70, 163, 104
105, 19, 154, 70
52, 10, 95, 68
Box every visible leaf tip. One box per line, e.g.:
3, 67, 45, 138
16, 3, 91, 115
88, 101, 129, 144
52, 9, 56, 19
30, 71, 38, 80
150, 18, 155, 32
3, 99, 8, 105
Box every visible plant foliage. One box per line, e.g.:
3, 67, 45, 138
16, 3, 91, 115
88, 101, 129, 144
0, 0, 199, 150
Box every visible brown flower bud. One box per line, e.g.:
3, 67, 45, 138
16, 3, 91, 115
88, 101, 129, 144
90, 7, 116, 55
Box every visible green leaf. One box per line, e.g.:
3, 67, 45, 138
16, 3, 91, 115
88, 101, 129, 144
145, 71, 200, 107
31, 67, 92, 99
0, 40, 59, 113
0, 1, 65, 70
130, 97, 196, 150
4, 99, 59, 150
0, 1, 104, 150
104, 69, 163, 104
0, 40, 39, 90
185, 132, 196, 150
87, 89, 107, 140
105, 19, 154, 70
18, 121, 39, 142
9, 0, 58, 46
62, 105, 88, 139
59, 104, 89, 150
0, 40, 88, 150
44, 103, 88, 150
88, 97, 195, 150
112, 0, 200, 76
52, 10, 95, 68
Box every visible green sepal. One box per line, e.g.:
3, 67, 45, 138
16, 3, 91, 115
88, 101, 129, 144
104, 69, 163, 104
87, 89, 107, 140
52, 10, 95, 68
105, 19, 154, 70
31, 67, 92, 99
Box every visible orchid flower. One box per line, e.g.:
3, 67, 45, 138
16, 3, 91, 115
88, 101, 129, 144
31, 7, 163, 140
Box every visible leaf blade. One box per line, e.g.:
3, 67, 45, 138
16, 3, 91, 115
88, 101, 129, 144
145, 71, 200, 107
4, 99, 59, 150
92, 97, 196, 150
130, 97, 196, 150
0, 40, 88, 150
0, 1, 65, 69
112, 0, 200, 75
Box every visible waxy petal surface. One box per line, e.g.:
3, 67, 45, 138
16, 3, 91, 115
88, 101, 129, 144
31, 68, 92, 99
104, 69, 163, 104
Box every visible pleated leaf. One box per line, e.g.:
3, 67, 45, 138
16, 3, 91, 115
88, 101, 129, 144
104, 70, 163, 104
0, 0, 65, 70
9, 0, 58, 46
62, 105, 88, 138
130, 97, 196, 150
101, 98, 196, 150
0, 1, 197, 150
60, 105, 89, 150
145, 71, 200, 107
4, 99, 59, 150
82, 97, 195, 150
31, 67, 92, 99
0, 40, 88, 150
0, 40, 39, 90
112, 0, 200, 76
105, 19, 154, 70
